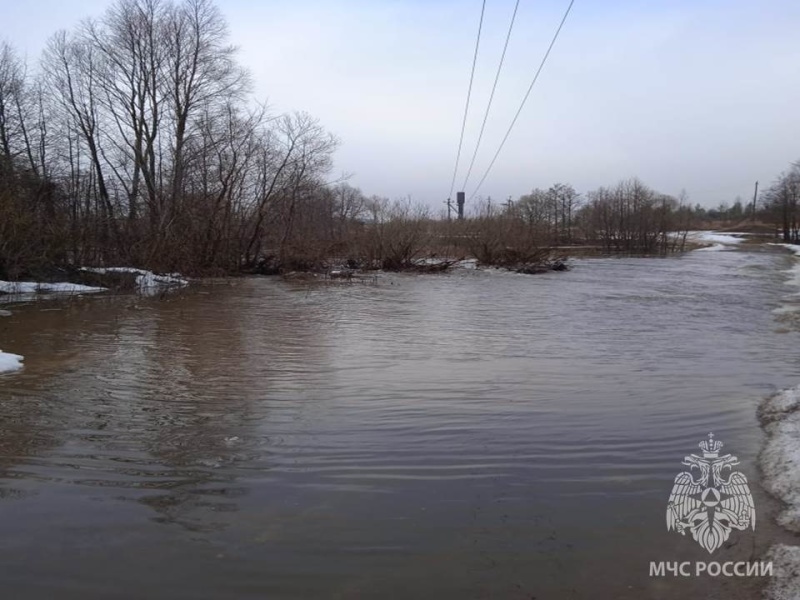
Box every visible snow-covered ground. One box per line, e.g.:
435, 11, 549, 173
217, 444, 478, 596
761, 386, 800, 599
0, 350, 23, 374
766, 544, 800, 600
689, 231, 747, 251
80, 267, 188, 295
759, 385, 800, 532
0, 281, 106, 295
693, 244, 726, 252
411, 258, 479, 270
0, 268, 188, 300
456, 258, 478, 270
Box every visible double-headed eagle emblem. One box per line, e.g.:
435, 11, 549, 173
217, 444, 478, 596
666, 433, 755, 554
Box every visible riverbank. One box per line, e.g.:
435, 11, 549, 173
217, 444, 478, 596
0, 266, 188, 297
757, 241, 800, 599
760, 385, 800, 599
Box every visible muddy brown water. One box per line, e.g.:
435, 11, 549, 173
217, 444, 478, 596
1, 247, 800, 599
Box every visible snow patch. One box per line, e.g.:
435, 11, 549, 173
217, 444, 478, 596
759, 387, 800, 600
765, 544, 800, 600
0, 350, 24, 373
409, 258, 480, 270
756, 251, 800, 598
688, 231, 746, 250
455, 258, 478, 270
694, 243, 725, 252
0, 281, 106, 295
759, 385, 800, 532
414, 257, 448, 266
81, 267, 188, 294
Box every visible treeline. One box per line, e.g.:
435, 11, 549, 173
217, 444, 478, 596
341, 179, 694, 272
0, 0, 352, 279
458, 179, 693, 260
693, 198, 755, 224
689, 160, 800, 240
761, 161, 800, 242
0, 0, 707, 280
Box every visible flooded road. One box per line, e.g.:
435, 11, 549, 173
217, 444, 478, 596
1, 245, 800, 599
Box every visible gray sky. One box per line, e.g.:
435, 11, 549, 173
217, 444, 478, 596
4, 0, 800, 207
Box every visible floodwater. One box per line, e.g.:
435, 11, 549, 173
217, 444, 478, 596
1, 245, 800, 599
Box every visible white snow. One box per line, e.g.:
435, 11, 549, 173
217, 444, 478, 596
689, 231, 746, 249
694, 243, 725, 252
0, 268, 188, 299
0, 350, 23, 373
766, 253, 800, 598
0, 309, 11, 317
414, 257, 447, 266
701, 233, 745, 245
760, 387, 800, 599
414, 258, 479, 269
0, 281, 106, 295
759, 385, 800, 532
455, 258, 479, 270
80, 267, 188, 293
765, 544, 800, 600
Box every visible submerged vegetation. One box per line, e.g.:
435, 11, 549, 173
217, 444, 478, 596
0, 0, 789, 283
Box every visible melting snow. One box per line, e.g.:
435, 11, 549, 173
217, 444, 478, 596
760, 386, 800, 599
694, 243, 726, 252
80, 267, 188, 294
765, 544, 800, 600
0, 350, 23, 374
455, 258, 479, 270
0, 281, 106, 295
759, 386, 800, 532
689, 231, 746, 249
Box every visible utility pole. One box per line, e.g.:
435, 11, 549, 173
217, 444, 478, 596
752, 181, 759, 222
445, 198, 454, 221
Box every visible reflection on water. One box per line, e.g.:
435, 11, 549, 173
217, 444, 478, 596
1, 247, 800, 599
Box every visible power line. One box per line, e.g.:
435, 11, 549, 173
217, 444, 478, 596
461, 0, 521, 192
448, 0, 487, 202
468, 0, 576, 201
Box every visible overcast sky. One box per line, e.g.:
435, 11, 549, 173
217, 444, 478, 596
4, 0, 800, 208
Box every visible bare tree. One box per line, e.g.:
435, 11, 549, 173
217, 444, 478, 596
763, 165, 800, 242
